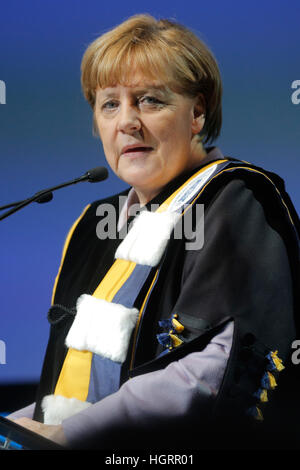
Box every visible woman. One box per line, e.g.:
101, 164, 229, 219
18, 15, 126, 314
9, 14, 300, 450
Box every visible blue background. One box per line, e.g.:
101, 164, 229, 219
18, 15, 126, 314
0, 0, 299, 384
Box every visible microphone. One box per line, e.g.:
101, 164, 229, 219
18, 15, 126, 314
84, 166, 108, 183
0, 166, 108, 221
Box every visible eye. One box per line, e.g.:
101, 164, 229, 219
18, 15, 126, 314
139, 95, 164, 107
101, 100, 119, 111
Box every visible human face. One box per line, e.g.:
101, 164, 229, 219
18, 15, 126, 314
94, 78, 205, 205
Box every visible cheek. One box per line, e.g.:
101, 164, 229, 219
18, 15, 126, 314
153, 116, 177, 145
97, 124, 117, 163
156, 115, 192, 153
97, 121, 110, 146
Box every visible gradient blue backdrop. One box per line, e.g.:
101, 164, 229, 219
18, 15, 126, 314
0, 0, 299, 384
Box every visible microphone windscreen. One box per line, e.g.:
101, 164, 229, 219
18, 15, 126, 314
85, 166, 108, 182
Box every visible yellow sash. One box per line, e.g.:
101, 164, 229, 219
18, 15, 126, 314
52, 160, 228, 401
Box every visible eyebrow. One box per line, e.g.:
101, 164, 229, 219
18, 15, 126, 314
97, 85, 172, 100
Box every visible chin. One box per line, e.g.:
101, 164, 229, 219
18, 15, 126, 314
120, 169, 160, 189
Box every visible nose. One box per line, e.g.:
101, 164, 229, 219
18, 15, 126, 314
117, 102, 141, 134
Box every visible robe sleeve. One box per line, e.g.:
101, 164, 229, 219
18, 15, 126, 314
62, 321, 233, 449
6, 403, 35, 420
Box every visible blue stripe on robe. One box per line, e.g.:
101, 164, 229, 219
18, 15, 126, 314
86, 264, 153, 402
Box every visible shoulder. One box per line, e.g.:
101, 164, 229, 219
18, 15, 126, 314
80, 187, 130, 222
181, 158, 300, 297
202, 158, 288, 205
198, 158, 299, 238
55, 187, 130, 270
68, 187, 130, 235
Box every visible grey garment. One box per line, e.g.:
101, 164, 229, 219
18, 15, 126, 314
6, 321, 233, 448
6, 402, 35, 420
62, 321, 234, 449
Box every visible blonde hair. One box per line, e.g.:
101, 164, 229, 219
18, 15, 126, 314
81, 14, 222, 143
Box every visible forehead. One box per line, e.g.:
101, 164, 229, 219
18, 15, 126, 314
96, 83, 169, 95
96, 74, 172, 97
95, 61, 180, 93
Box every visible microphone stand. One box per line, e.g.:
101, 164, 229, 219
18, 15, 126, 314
0, 167, 108, 222
0, 193, 53, 210
0, 191, 55, 220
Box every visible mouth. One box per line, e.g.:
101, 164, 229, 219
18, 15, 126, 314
121, 145, 153, 157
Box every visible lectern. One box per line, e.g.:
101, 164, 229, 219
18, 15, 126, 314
0, 416, 64, 450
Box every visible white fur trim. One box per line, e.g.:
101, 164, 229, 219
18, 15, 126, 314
42, 394, 92, 425
65, 295, 139, 363
115, 210, 181, 266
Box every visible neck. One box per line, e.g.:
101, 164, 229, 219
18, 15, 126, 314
135, 140, 208, 206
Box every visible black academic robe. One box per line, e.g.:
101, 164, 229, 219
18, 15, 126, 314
33, 157, 300, 449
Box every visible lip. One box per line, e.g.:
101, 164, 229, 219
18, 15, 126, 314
121, 144, 153, 156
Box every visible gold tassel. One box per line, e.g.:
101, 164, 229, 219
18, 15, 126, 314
172, 317, 185, 333
260, 389, 268, 403
267, 371, 277, 389
169, 333, 183, 348
255, 407, 264, 421
271, 350, 285, 372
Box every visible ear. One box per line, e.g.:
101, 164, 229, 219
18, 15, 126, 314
191, 94, 206, 135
